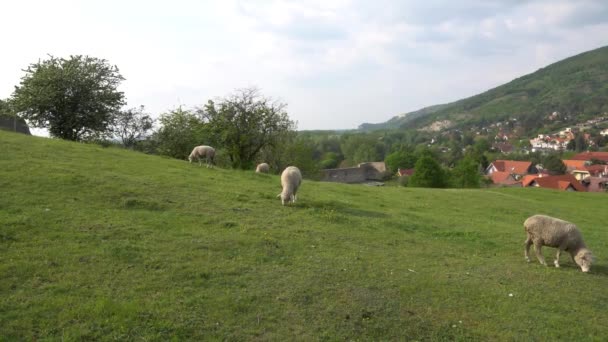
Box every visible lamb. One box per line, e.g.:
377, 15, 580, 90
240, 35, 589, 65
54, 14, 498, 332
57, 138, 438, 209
188, 145, 215, 168
523, 214, 593, 273
277, 166, 302, 206
255, 162, 270, 173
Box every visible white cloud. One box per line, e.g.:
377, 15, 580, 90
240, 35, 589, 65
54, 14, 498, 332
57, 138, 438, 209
1, 0, 608, 133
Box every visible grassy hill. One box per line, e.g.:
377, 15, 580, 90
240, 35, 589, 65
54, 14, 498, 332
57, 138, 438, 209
1, 130, 608, 340
360, 45, 608, 131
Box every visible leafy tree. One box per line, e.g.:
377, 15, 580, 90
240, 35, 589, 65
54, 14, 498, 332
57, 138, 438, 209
319, 152, 340, 169
384, 150, 417, 173
154, 107, 206, 159
201, 88, 295, 169
340, 133, 384, 165
450, 156, 482, 188
112, 106, 154, 148
473, 137, 491, 155
543, 154, 567, 175
0, 99, 11, 116
12, 55, 125, 141
409, 155, 447, 188
574, 134, 588, 152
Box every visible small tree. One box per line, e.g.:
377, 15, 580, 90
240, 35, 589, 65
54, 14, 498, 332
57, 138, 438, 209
384, 150, 417, 173
450, 156, 482, 188
112, 106, 154, 148
155, 107, 206, 159
12, 55, 125, 141
409, 155, 447, 188
201, 88, 295, 169
543, 154, 567, 175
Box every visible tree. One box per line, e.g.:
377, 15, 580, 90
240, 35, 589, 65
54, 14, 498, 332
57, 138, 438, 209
112, 106, 154, 148
543, 154, 567, 175
408, 155, 447, 188
384, 150, 417, 173
574, 134, 588, 152
154, 107, 206, 159
12, 55, 125, 141
450, 156, 482, 188
200, 88, 295, 169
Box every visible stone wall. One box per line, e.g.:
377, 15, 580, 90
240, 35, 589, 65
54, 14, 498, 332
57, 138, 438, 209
322, 162, 388, 183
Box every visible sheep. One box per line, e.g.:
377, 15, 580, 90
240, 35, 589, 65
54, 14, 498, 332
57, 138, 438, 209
523, 214, 593, 273
277, 166, 302, 206
188, 145, 215, 168
255, 162, 270, 173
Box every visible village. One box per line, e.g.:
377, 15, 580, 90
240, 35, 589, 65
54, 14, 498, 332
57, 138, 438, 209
321, 113, 608, 192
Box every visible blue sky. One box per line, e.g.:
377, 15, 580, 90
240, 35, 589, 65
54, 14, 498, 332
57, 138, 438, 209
2, 0, 608, 134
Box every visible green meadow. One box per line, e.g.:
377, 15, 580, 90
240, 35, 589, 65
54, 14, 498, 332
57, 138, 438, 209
1, 130, 607, 341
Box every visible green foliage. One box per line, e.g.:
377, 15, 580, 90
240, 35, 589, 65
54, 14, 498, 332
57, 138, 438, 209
450, 156, 482, 188
384, 150, 417, 172
201, 88, 295, 169
154, 107, 207, 160
111, 106, 154, 148
11, 55, 125, 141
409, 155, 447, 188
340, 133, 385, 165
542, 154, 567, 175
0, 98, 13, 117
1, 131, 608, 340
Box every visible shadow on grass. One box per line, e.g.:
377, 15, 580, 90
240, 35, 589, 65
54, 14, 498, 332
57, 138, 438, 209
590, 264, 608, 276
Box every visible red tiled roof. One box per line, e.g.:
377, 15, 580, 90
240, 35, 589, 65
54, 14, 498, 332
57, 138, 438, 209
521, 174, 539, 187
491, 160, 532, 174
490, 171, 518, 185
526, 174, 587, 191
571, 152, 608, 162
562, 160, 587, 170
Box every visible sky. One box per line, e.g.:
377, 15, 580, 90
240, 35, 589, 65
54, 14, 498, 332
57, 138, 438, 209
1, 0, 608, 135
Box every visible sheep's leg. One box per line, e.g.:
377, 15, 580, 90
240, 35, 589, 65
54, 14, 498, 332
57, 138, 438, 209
524, 237, 533, 262
533, 242, 547, 266
554, 249, 562, 268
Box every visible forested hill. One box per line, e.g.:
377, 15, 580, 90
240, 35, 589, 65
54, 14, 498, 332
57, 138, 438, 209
359, 45, 608, 131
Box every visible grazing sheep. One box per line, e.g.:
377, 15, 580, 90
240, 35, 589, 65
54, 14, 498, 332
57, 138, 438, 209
277, 166, 302, 206
256, 162, 270, 173
524, 214, 593, 273
188, 145, 215, 168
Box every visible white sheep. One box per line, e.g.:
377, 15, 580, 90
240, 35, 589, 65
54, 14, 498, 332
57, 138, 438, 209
524, 214, 593, 272
277, 166, 302, 206
255, 162, 270, 173
188, 145, 215, 168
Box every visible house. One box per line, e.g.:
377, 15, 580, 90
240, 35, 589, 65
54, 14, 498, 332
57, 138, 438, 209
581, 177, 608, 192
562, 159, 587, 172
562, 160, 607, 181
488, 171, 521, 186
491, 142, 513, 153
485, 160, 537, 179
571, 152, 608, 163
521, 174, 586, 191
322, 162, 389, 183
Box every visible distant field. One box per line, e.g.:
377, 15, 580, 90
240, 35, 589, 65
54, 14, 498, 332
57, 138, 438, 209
1, 131, 607, 341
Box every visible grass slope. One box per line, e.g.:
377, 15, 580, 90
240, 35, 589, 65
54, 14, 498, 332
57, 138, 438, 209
1, 131, 608, 340
363, 45, 608, 131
